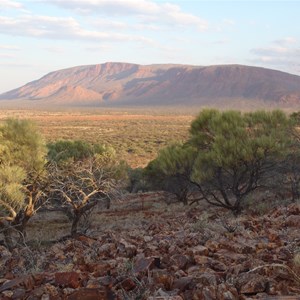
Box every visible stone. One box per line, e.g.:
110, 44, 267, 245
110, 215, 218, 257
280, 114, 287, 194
171, 254, 190, 270
67, 288, 116, 300
172, 277, 195, 291
285, 215, 300, 227
152, 269, 174, 290
55, 272, 81, 289
120, 278, 136, 291
236, 273, 269, 294
133, 257, 155, 274
196, 272, 220, 286
87, 263, 112, 277
191, 245, 209, 256
194, 255, 210, 265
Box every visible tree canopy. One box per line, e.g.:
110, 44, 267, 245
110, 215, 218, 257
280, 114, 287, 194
146, 109, 293, 212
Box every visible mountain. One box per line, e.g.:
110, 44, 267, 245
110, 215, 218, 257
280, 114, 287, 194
2, 62, 300, 108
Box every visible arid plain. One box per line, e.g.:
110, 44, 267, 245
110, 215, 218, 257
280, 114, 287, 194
0, 107, 195, 167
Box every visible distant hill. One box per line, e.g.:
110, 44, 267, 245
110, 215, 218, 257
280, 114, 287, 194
1, 62, 300, 108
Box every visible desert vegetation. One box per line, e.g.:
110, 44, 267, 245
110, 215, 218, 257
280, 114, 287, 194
0, 108, 300, 299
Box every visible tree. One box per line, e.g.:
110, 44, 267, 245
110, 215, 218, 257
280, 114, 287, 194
188, 109, 292, 213
47, 139, 115, 165
50, 151, 127, 236
0, 119, 48, 249
127, 167, 148, 193
145, 143, 197, 205
273, 116, 300, 201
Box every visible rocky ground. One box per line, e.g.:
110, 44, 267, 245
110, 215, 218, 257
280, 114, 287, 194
0, 193, 300, 300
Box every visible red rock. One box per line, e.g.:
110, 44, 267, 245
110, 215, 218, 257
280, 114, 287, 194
191, 245, 209, 256
205, 240, 219, 252
86, 279, 103, 288
117, 239, 137, 258
67, 288, 116, 300
55, 272, 81, 289
76, 235, 97, 246
43, 283, 59, 297
171, 254, 190, 270
1, 290, 13, 299
285, 215, 300, 227
213, 249, 247, 264
216, 283, 239, 300
196, 272, 221, 286
11, 288, 26, 300
98, 243, 117, 256
120, 278, 136, 291
194, 255, 210, 265
192, 286, 217, 300
236, 273, 269, 294
87, 263, 112, 276
172, 277, 195, 291
208, 258, 227, 272
0, 275, 34, 293
286, 203, 300, 215
152, 269, 174, 290
133, 257, 155, 274
148, 297, 183, 300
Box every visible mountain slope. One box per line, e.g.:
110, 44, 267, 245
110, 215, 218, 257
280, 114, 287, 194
2, 62, 300, 107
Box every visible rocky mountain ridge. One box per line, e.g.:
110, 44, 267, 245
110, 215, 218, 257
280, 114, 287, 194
2, 62, 300, 108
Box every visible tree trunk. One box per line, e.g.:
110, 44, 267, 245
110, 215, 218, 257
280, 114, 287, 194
0, 221, 15, 251
71, 210, 81, 237
233, 197, 242, 216
13, 204, 35, 243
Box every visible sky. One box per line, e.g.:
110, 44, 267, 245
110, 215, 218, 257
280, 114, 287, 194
0, 0, 299, 94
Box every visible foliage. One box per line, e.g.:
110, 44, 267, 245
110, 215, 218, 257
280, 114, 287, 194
145, 109, 293, 212
188, 109, 292, 213
0, 119, 48, 249
145, 143, 197, 204
0, 119, 47, 218
127, 167, 148, 193
290, 111, 300, 126
0, 165, 26, 221
47, 139, 115, 165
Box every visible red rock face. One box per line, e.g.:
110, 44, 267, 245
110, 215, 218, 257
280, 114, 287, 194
2, 62, 300, 108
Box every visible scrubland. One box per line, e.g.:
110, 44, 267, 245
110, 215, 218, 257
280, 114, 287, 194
0, 108, 194, 167
0, 107, 300, 300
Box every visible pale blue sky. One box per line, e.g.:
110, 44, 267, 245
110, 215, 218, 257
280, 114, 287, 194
0, 0, 299, 93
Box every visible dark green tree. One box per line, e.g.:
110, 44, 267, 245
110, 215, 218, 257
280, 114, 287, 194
145, 143, 197, 205
47, 139, 115, 165
188, 109, 292, 213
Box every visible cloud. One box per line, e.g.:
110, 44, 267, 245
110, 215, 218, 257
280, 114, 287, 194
0, 0, 23, 10
251, 46, 295, 57
92, 19, 128, 30
46, 0, 208, 31
273, 36, 297, 46
46, 0, 161, 16
0, 44, 20, 51
85, 45, 113, 52
0, 53, 16, 58
249, 38, 300, 75
222, 19, 235, 26
0, 15, 153, 43
43, 46, 65, 53
212, 39, 230, 45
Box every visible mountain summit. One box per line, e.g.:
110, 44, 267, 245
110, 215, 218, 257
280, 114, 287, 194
2, 62, 300, 108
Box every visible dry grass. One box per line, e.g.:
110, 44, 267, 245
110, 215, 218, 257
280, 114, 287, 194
0, 108, 194, 167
